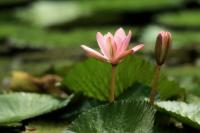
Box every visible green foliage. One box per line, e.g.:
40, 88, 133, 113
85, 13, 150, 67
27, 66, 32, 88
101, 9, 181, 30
155, 101, 200, 129
16, 1, 90, 27
118, 83, 151, 101
64, 56, 184, 101
23, 120, 69, 133
0, 92, 73, 126
141, 26, 200, 51
172, 31, 200, 47
0, 0, 26, 5
64, 100, 155, 133
156, 10, 200, 28
15, 1, 184, 27
81, 0, 184, 13
0, 23, 138, 48
186, 95, 200, 104
166, 66, 200, 98
0, 23, 93, 48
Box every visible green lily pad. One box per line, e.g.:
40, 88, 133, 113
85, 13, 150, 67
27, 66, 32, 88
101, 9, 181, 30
85, 0, 184, 12
64, 100, 155, 133
141, 25, 200, 51
23, 120, 69, 133
16, 1, 90, 27
118, 82, 151, 101
166, 66, 200, 98
15, 1, 184, 27
0, 23, 139, 49
155, 101, 200, 129
156, 10, 200, 28
64, 56, 184, 101
0, 92, 73, 126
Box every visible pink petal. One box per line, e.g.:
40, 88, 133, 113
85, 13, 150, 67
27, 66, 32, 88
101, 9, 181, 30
114, 28, 126, 49
105, 36, 112, 59
81, 45, 107, 61
96, 32, 108, 57
105, 32, 114, 39
114, 27, 126, 39
113, 49, 132, 64
104, 32, 116, 58
106, 32, 117, 56
114, 35, 123, 51
131, 44, 144, 53
118, 30, 132, 54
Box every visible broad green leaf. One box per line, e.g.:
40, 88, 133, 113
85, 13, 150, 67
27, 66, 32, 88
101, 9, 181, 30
0, 92, 73, 125
15, 1, 184, 27
152, 111, 199, 133
64, 100, 155, 133
61, 95, 102, 121
166, 66, 200, 78
166, 66, 200, 97
156, 10, 200, 28
16, 1, 90, 27
0, 23, 138, 48
83, 0, 184, 12
118, 82, 151, 101
155, 101, 200, 129
64, 56, 184, 101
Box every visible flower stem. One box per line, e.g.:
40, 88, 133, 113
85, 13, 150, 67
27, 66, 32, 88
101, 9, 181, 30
149, 65, 161, 105
109, 65, 117, 103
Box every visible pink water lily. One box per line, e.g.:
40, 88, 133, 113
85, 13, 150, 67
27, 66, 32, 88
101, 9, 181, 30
81, 28, 144, 65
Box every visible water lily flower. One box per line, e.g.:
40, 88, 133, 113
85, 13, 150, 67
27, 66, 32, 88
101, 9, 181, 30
81, 28, 144, 65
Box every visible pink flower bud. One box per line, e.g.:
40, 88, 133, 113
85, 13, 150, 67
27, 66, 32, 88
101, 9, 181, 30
155, 31, 172, 65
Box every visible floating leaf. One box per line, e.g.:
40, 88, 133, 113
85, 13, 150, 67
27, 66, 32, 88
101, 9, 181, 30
83, 0, 184, 12
156, 10, 200, 28
23, 120, 69, 133
0, 23, 138, 49
118, 82, 151, 101
0, 92, 73, 126
64, 56, 184, 101
61, 95, 102, 121
15, 1, 184, 27
166, 66, 200, 97
64, 100, 155, 133
16, 1, 90, 27
155, 101, 200, 129
140, 25, 200, 50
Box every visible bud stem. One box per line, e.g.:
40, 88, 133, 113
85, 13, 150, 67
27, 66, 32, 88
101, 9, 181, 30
109, 65, 117, 102
149, 65, 161, 105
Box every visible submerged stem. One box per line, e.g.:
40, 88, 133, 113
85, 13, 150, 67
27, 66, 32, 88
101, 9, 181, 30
149, 65, 161, 105
109, 65, 117, 103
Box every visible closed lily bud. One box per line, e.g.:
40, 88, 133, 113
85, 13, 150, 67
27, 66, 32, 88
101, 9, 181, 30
155, 31, 172, 65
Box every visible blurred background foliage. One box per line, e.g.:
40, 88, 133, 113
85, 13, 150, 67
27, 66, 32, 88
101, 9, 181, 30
0, 0, 200, 91
0, 0, 200, 132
